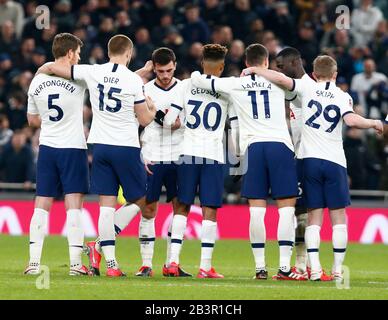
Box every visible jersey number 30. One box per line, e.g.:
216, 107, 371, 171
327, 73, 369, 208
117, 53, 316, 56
186, 100, 222, 131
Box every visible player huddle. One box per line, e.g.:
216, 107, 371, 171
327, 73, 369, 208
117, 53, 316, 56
24, 32, 384, 282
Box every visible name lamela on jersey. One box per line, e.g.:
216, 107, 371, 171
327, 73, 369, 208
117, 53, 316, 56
241, 80, 272, 91
191, 87, 221, 99
33, 79, 77, 96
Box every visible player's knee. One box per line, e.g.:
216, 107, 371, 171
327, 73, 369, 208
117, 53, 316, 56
142, 206, 157, 219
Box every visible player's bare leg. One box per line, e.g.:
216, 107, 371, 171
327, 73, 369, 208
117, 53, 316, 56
273, 197, 306, 280
167, 201, 191, 277
64, 193, 89, 275
248, 199, 268, 279
136, 200, 157, 277
305, 208, 333, 281
329, 208, 347, 281
196, 206, 224, 279
25, 196, 53, 275
98, 195, 126, 277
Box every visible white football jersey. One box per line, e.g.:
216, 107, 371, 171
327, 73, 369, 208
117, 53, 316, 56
72, 62, 145, 147
191, 73, 293, 155
165, 76, 235, 163
27, 72, 87, 149
141, 79, 184, 162
286, 74, 316, 156
292, 78, 354, 167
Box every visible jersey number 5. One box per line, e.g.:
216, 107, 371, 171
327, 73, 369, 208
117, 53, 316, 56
48, 94, 64, 122
97, 84, 122, 113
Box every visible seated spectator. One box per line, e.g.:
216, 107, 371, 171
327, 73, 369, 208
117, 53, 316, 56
351, 58, 387, 116
0, 0, 25, 39
244, 18, 265, 45
211, 25, 233, 47
225, 40, 245, 72
181, 3, 210, 44
0, 114, 12, 153
162, 26, 187, 60
295, 21, 319, 73
225, 0, 257, 41
0, 20, 19, 57
351, 0, 384, 46
134, 27, 155, 66
6, 91, 27, 130
0, 130, 34, 189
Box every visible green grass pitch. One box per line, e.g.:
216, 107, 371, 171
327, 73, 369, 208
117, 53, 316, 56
0, 235, 387, 300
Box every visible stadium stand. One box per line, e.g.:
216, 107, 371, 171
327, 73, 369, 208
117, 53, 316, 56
0, 0, 387, 202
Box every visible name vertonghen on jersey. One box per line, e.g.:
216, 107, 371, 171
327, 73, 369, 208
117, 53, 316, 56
33, 79, 77, 96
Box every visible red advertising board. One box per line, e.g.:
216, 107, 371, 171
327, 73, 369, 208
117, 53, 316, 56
0, 201, 387, 244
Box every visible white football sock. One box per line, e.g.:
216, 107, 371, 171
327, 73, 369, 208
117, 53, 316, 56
278, 207, 295, 272
295, 213, 308, 271
139, 216, 155, 268
166, 220, 172, 265
95, 203, 140, 253
200, 220, 217, 271
305, 225, 321, 272
169, 214, 187, 265
249, 207, 266, 270
29, 208, 48, 266
332, 224, 348, 274
66, 209, 84, 268
98, 206, 117, 267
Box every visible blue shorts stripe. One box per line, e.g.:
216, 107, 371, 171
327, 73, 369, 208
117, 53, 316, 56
278, 240, 294, 247
100, 240, 115, 247
201, 242, 214, 248
171, 238, 182, 244
114, 225, 122, 234
307, 248, 319, 253
295, 237, 305, 243
251, 243, 265, 248
333, 248, 346, 253
139, 237, 155, 242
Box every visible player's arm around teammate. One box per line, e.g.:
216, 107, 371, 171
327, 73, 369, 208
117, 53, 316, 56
25, 33, 89, 276
244, 55, 383, 281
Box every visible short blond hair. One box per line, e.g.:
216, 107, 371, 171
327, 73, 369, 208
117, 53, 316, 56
313, 55, 337, 80
108, 34, 133, 56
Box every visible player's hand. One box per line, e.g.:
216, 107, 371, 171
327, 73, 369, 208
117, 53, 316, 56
144, 160, 154, 175
143, 60, 154, 73
36, 63, 52, 75
373, 120, 384, 135
171, 117, 181, 130
23, 181, 33, 190
145, 96, 156, 113
240, 67, 257, 77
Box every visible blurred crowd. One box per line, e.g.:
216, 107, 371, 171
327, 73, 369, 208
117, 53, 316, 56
0, 0, 387, 198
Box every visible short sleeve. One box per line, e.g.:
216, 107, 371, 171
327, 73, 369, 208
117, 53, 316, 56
340, 93, 355, 117
27, 94, 39, 115
72, 64, 91, 82
285, 90, 297, 102
292, 78, 309, 96
133, 75, 146, 104
228, 103, 239, 128
170, 80, 187, 112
